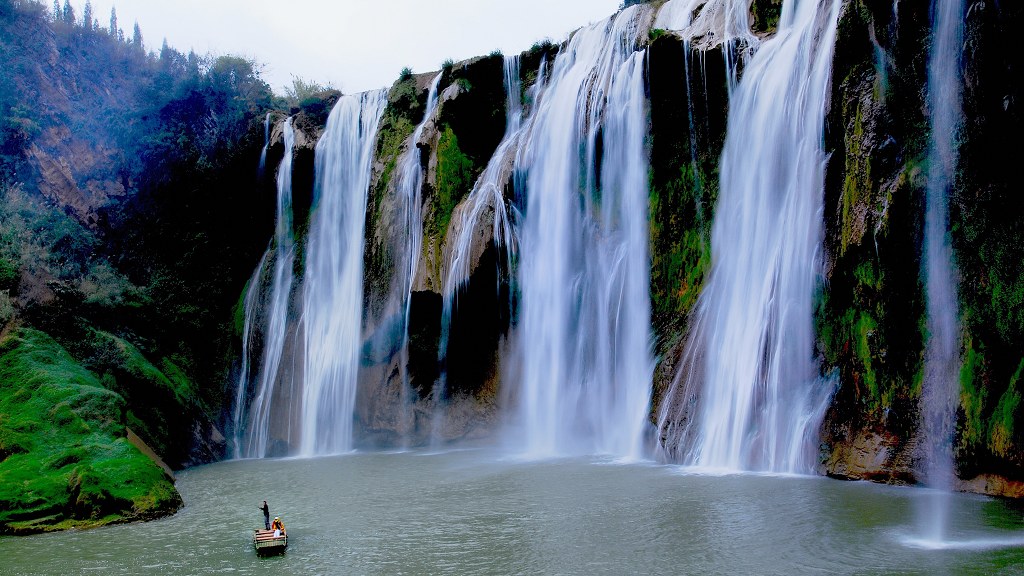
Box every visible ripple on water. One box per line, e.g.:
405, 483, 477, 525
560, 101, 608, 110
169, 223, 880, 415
3, 449, 1024, 575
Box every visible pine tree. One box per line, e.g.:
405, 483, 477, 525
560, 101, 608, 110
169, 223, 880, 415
82, 1, 92, 30
52, 0, 59, 21
61, 0, 73, 24
132, 21, 142, 49
109, 6, 117, 36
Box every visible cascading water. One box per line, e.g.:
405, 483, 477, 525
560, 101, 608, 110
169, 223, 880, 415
657, 0, 841, 473
917, 0, 965, 542
232, 250, 267, 458
432, 56, 527, 444
440, 55, 523, 296
656, 0, 760, 90
653, 0, 762, 222
234, 118, 297, 458
232, 112, 275, 458
655, 1, 707, 208
393, 74, 442, 419
300, 90, 389, 456
258, 112, 271, 175
513, 5, 655, 459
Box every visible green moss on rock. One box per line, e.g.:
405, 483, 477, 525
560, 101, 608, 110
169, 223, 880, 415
70, 329, 201, 469
988, 359, 1024, 461
0, 328, 181, 534
751, 0, 782, 34
429, 125, 474, 258
646, 31, 729, 350
958, 338, 987, 453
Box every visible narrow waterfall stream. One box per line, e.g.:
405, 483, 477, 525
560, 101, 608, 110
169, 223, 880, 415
658, 0, 842, 472
434, 56, 525, 442
656, 0, 760, 91
391, 74, 442, 445
917, 0, 966, 543
439, 55, 523, 297
299, 90, 389, 456
235, 118, 297, 458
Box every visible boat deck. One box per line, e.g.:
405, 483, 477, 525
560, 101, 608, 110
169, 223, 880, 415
253, 529, 288, 556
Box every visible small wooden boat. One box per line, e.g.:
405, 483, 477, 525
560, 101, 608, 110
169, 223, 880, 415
253, 528, 288, 556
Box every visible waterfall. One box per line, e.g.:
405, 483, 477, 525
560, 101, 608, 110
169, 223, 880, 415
300, 90, 389, 456
512, 5, 655, 459
258, 112, 271, 176
655, 0, 760, 91
233, 111, 275, 458
658, 0, 841, 473
394, 74, 442, 415
433, 56, 527, 443
440, 55, 523, 297
918, 0, 965, 540
232, 250, 267, 458
234, 118, 297, 458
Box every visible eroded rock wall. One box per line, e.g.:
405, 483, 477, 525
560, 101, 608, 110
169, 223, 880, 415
817, 0, 1024, 495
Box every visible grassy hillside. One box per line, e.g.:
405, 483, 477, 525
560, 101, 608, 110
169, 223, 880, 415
0, 328, 181, 534
0, 0, 282, 531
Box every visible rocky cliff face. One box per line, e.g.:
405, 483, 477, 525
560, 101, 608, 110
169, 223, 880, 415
246, 0, 1022, 495
816, 0, 1023, 495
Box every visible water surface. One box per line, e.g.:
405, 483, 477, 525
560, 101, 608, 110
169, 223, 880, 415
3, 449, 1024, 574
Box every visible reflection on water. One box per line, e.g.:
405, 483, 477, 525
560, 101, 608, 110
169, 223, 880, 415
3, 448, 1024, 575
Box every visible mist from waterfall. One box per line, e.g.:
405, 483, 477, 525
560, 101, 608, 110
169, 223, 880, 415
657, 0, 841, 473
918, 0, 965, 542
300, 90, 389, 456
512, 5, 654, 460
232, 118, 296, 459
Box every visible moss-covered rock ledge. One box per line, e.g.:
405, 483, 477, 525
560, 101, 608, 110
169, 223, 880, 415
0, 329, 181, 535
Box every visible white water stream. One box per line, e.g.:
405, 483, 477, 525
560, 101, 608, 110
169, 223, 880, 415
918, 0, 965, 543
658, 0, 841, 473
235, 118, 296, 458
299, 90, 388, 456
391, 74, 442, 433
512, 5, 655, 460
433, 56, 526, 442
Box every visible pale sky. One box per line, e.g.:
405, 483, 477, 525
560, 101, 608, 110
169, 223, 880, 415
70, 0, 624, 94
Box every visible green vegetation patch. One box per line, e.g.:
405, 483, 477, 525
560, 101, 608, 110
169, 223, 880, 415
958, 337, 988, 453
840, 101, 872, 254
816, 238, 924, 430
989, 359, 1024, 460
751, 0, 782, 34
648, 163, 712, 326
71, 329, 199, 466
428, 125, 474, 257
0, 328, 181, 534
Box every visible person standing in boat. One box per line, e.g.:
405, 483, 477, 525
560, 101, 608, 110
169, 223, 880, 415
259, 500, 270, 530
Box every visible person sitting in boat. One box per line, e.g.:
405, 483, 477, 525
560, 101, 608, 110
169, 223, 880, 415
271, 517, 285, 537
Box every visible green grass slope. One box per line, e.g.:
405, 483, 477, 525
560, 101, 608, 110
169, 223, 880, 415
0, 328, 181, 534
